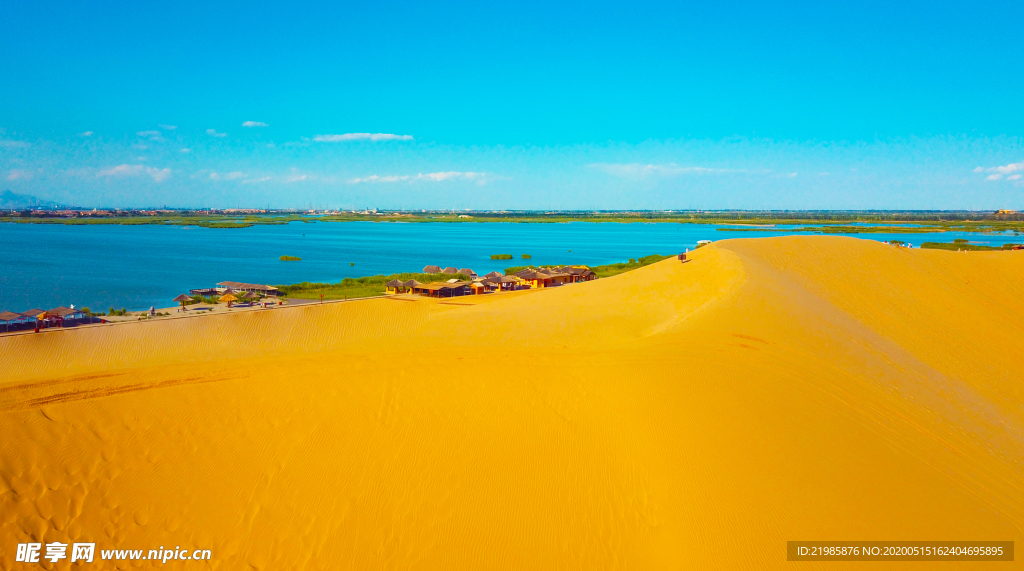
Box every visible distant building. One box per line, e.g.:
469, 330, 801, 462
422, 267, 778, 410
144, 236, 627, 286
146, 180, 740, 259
191, 281, 280, 297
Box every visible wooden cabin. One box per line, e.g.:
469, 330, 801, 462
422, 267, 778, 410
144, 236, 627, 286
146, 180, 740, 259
411, 281, 471, 297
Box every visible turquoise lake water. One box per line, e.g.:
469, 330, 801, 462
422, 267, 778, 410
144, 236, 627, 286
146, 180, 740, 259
0, 221, 1019, 312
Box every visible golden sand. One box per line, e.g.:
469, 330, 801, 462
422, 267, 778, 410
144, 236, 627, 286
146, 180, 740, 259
1, 236, 1022, 569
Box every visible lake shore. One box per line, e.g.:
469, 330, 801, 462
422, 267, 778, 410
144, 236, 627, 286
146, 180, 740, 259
2, 220, 1021, 313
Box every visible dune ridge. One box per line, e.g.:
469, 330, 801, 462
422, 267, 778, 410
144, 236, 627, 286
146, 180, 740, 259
1, 236, 1022, 569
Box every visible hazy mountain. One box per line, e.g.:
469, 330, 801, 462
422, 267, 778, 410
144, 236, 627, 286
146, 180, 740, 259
0, 190, 60, 209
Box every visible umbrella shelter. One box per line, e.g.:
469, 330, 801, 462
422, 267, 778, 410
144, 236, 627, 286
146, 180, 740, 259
240, 291, 260, 304
219, 293, 239, 307
172, 294, 192, 311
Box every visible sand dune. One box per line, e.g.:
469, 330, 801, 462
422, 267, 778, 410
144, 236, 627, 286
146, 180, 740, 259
1, 236, 1022, 569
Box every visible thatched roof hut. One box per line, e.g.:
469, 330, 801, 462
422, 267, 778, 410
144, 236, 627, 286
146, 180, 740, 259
518, 269, 570, 280
47, 307, 81, 318
0, 310, 21, 332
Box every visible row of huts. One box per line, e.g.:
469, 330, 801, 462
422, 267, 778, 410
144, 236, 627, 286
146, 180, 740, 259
386, 265, 597, 298
0, 307, 96, 333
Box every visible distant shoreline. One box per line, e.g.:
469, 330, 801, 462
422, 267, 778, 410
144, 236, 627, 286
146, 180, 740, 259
2, 210, 1023, 234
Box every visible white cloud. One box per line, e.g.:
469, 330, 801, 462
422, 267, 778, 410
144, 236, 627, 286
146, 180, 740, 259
978, 161, 1024, 181
98, 164, 138, 177
349, 171, 484, 184
313, 133, 413, 142
159, 124, 177, 130
206, 128, 227, 137
209, 171, 246, 181
97, 164, 171, 182
425, 171, 483, 181
242, 121, 268, 128
79, 131, 93, 137
349, 175, 408, 183
0, 140, 31, 148
7, 169, 35, 181
589, 163, 734, 178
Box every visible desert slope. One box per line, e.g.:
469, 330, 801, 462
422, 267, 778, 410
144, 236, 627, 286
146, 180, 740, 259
1, 236, 1022, 569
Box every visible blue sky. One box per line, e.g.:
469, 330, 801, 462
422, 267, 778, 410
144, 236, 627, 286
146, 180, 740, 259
1, 0, 1022, 209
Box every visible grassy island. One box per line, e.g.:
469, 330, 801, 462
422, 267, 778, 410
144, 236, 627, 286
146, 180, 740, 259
920, 240, 1020, 251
